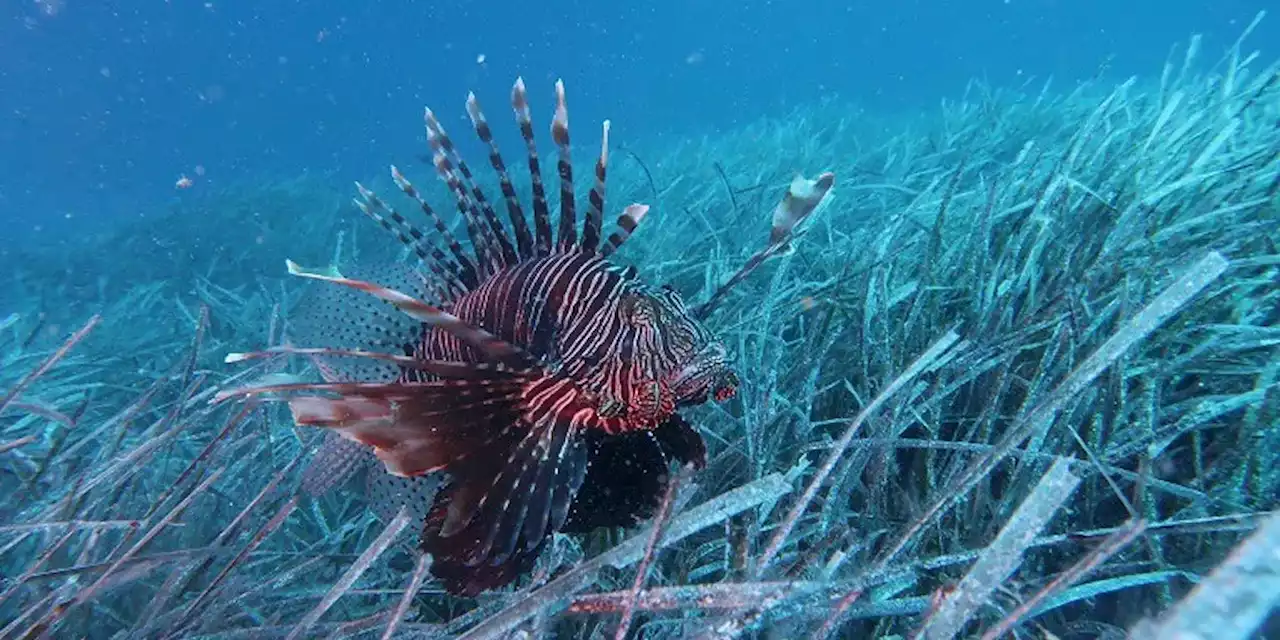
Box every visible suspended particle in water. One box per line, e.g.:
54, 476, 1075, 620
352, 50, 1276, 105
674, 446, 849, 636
34, 0, 63, 17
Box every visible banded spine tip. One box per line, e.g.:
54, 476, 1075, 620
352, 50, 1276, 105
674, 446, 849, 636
601, 120, 611, 164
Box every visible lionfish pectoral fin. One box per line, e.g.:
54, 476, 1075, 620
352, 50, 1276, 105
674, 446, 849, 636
280, 364, 596, 596
291, 262, 346, 279
276, 373, 527, 479
289, 395, 394, 439
423, 393, 589, 595
289, 395, 446, 477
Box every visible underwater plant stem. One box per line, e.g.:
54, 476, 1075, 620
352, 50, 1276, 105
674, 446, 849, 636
286, 505, 411, 640
980, 518, 1146, 639
862, 251, 1229, 580
0, 315, 101, 417
615, 465, 688, 640
458, 472, 793, 640
754, 330, 963, 575
916, 457, 1082, 640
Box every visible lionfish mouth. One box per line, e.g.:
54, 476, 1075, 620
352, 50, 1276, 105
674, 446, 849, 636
673, 343, 738, 406
711, 370, 740, 402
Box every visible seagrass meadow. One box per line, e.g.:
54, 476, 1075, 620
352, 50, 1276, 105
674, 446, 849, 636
1, 22, 1278, 639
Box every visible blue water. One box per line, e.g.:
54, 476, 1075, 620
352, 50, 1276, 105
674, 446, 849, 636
3, 2, 1280, 636
0, 0, 1273, 246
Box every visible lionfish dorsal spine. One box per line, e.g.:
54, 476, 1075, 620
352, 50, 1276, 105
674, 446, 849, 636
385, 168, 481, 289
429, 149, 500, 278
581, 119, 609, 253
600, 203, 650, 258
422, 108, 519, 271
351, 193, 463, 303
360, 77, 655, 301
550, 79, 578, 252
424, 110, 506, 278
512, 77, 555, 257
466, 91, 536, 261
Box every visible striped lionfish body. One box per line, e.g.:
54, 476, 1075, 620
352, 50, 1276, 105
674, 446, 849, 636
224, 77, 752, 596
412, 250, 736, 432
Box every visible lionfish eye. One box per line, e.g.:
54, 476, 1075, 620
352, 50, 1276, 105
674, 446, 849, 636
619, 293, 659, 326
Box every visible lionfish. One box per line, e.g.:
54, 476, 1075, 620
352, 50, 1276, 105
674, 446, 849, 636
221, 77, 833, 595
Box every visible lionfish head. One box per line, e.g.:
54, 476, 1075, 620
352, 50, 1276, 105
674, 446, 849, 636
607, 280, 738, 428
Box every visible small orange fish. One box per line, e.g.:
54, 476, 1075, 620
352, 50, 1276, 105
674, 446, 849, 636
175, 175, 194, 189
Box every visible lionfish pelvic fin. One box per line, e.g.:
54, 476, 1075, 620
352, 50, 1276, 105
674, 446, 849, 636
565, 412, 706, 532
290, 365, 612, 596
